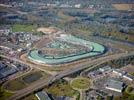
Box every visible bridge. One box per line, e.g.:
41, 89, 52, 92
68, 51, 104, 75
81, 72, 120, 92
1, 52, 134, 100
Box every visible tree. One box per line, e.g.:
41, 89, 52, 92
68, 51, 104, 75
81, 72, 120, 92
106, 96, 113, 100
0, 87, 3, 97
128, 95, 134, 100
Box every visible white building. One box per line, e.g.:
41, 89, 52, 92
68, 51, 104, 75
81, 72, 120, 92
0, 28, 10, 35
99, 66, 112, 72
74, 4, 81, 8
112, 69, 125, 76
112, 69, 133, 81
105, 79, 124, 93
123, 74, 133, 81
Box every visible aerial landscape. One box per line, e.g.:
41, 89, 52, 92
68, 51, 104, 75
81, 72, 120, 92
0, 0, 134, 100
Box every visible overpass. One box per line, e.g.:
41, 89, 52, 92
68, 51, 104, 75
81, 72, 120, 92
1, 52, 133, 100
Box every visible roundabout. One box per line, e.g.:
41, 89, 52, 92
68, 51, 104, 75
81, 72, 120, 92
70, 77, 90, 91
125, 86, 134, 95
28, 34, 105, 65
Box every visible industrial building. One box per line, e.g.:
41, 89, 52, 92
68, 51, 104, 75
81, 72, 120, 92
112, 69, 126, 76
123, 74, 133, 81
0, 65, 17, 79
35, 91, 51, 100
105, 79, 124, 93
113, 69, 133, 81
99, 66, 112, 72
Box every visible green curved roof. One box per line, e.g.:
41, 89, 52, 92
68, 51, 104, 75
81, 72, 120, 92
28, 35, 105, 64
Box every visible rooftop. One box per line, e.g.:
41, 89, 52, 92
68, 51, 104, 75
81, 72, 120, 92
55, 96, 73, 100
35, 91, 51, 100
105, 79, 124, 91
113, 69, 126, 75
99, 66, 111, 72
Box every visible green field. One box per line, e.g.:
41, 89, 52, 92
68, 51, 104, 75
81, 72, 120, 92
70, 77, 90, 90
114, 86, 134, 100
4, 79, 27, 91
46, 79, 78, 97
12, 24, 36, 32
3, 71, 50, 91
130, 73, 134, 76
125, 86, 134, 95
0, 85, 13, 100
23, 94, 38, 100
22, 71, 43, 84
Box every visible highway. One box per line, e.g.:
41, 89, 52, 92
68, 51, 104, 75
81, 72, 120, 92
1, 52, 134, 100
0, 55, 55, 75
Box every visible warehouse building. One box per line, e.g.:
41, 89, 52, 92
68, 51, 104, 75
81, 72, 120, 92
35, 91, 51, 100
99, 66, 112, 72
123, 74, 133, 81
105, 79, 124, 93
113, 69, 133, 81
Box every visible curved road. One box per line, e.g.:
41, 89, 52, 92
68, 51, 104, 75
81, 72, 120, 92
1, 52, 134, 100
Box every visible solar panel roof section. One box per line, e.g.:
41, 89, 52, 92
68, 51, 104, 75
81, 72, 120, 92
0, 73, 4, 79
0, 63, 6, 70
0, 66, 17, 77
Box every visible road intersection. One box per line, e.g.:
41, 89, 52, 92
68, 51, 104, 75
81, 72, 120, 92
1, 52, 134, 100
